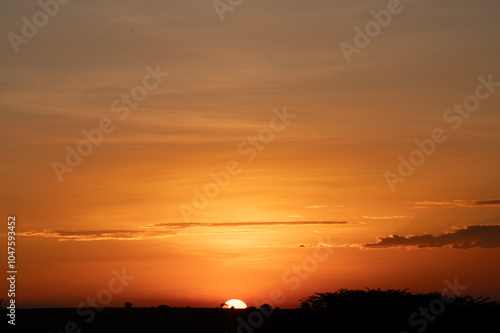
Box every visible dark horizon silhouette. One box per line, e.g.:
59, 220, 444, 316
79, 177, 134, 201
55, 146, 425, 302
2, 288, 499, 333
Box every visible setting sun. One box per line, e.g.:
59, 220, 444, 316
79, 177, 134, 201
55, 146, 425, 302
224, 299, 247, 309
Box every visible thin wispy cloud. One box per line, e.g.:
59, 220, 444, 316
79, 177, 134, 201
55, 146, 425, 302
364, 225, 500, 249
414, 200, 500, 208
257, 242, 362, 249
306, 205, 345, 209
18, 221, 348, 242
147, 221, 348, 228
18, 229, 174, 241
256, 242, 337, 249
363, 216, 412, 220
18, 229, 269, 242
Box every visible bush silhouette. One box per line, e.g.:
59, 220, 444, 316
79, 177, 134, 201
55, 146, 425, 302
260, 303, 272, 311
296, 288, 500, 333
300, 288, 498, 311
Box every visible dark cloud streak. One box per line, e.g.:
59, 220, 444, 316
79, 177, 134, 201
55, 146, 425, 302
415, 200, 500, 208
364, 225, 500, 249
18, 221, 347, 241
149, 221, 347, 228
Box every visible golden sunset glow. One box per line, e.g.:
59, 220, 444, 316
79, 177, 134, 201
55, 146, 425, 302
1, 0, 500, 314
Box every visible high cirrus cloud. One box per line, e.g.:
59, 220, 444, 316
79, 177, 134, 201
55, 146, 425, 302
147, 221, 347, 228
415, 199, 500, 208
17, 229, 268, 241
18, 221, 348, 241
364, 224, 500, 249
17, 229, 173, 241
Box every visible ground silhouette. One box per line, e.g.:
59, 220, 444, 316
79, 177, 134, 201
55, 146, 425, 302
1, 289, 499, 332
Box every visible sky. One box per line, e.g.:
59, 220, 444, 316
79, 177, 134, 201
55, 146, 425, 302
1, 0, 500, 309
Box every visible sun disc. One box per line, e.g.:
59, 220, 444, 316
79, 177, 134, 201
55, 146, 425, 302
224, 299, 247, 309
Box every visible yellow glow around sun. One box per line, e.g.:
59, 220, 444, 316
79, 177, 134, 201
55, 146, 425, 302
224, 299, 247, 309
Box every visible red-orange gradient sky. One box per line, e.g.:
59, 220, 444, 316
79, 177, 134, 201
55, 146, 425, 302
1, 0, 500, 308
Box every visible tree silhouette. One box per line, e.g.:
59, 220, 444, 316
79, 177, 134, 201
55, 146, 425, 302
124, 302, 132, 309
297, 288, 500, 332
300, 288, 429, 310
260, 304, 272, 311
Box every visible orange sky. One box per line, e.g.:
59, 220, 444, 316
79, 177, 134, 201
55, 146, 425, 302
1, 0, 500, 308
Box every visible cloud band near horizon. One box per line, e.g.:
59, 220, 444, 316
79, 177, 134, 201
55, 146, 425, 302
364, 224, 500, 249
